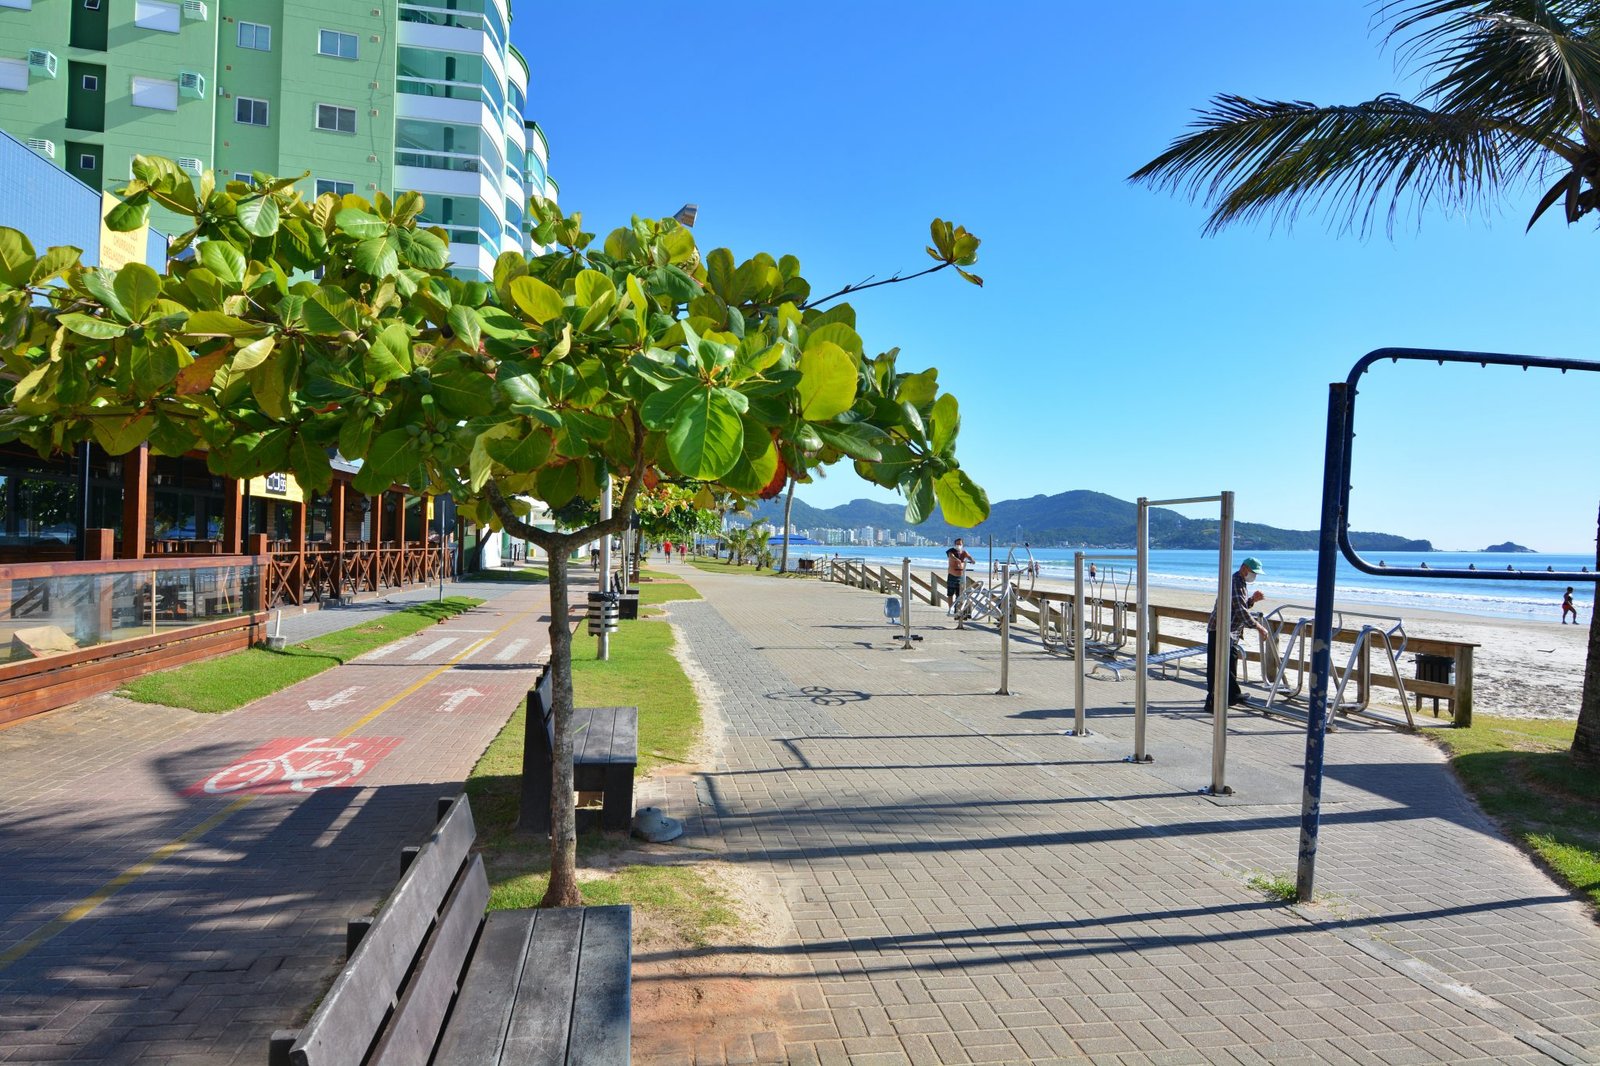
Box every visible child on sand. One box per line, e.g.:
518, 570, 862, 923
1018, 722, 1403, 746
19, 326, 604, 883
1562, 587, 1579, 624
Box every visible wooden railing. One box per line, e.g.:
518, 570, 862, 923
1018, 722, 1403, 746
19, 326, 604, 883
265, 544, 455, 608
823, 560, 1478, 726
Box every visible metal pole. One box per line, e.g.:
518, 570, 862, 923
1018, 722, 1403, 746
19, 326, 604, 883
1072, 552, 1087, 736
598, 481, 612, 661
1297, 384, 1347, 901
901, 556, 912, 648
437, 498, 445, 602
998, 585, 1011, 695
1133, 497, 1151, 762
1210, 491, 1235, 795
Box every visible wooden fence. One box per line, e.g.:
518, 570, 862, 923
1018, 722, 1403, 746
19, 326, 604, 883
823, 558, 1477, 726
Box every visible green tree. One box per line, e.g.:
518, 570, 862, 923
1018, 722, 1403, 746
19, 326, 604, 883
0, 157, 989, 903
722, 525, 751, 565
750, 524, 773, 570
1130, 0, 1600, 762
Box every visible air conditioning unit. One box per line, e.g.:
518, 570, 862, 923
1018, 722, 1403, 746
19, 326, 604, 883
179, 71, 205, 98
27, 49, 57, 79
182, 0, 208, 20
25, 138, 55, 159
176, 156, 203, 175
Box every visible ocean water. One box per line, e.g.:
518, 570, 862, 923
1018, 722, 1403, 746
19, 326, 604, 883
808, 545, 1595, 623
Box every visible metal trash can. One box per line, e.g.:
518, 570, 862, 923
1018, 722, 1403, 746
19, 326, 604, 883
587, 591, 619, 635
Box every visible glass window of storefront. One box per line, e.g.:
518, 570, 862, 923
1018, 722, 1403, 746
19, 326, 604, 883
0, 444, 124, 559
149, 455, 227, 546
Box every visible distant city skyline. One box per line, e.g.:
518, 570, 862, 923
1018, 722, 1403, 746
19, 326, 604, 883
526, 1, 1598, 553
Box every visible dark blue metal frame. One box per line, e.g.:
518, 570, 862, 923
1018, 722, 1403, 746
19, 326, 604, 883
1297, 347, 1600, 902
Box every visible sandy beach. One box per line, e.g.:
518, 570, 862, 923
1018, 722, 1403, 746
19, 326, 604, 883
1024, 575, 1589, 721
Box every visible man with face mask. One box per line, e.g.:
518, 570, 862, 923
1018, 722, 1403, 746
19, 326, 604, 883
1202, 556, 1269, 712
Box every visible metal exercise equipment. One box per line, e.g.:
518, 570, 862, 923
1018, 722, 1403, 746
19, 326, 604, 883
1263, 605, 1413, 729
1297, 347, 1600, 904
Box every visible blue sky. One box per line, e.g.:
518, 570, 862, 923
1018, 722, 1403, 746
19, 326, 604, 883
516, 1, 1599, 552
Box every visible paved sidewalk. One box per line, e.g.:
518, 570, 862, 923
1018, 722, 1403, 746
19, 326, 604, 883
657, 567, 1600, 1065
0, 575, 564, 1065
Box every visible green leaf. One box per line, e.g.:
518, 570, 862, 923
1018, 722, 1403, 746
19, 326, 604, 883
574, 269, 613, 307
129, 335, 181, 394
934, 468, 989, 527
288, 432, 332, 491
641, 380, 697, 430
537, 462, 579, 508
904, 474, 936, 524
813, 423, 882, 462
352, 428, 415, 493
59, 312, 128, 339
705, 247, 736, 301
237, 194, 281, 237
335, 209, 388, 240
805, 322, 863, 364
929, 393, 959, 454
231, 335, 276, 372
797, 341, 856, 421
896, 368, 939, 408
353, 235, 399, 278
183, 310, 264, 338
113, 263, 162, 322
508, 275, 565, 324
447, 305, 482, 352
395, 227, 449, 270
432, 365, 495, 418
81, 269, 129, 321
30, 245, 81, 286
486, 427, 552, 472
0, 227, 36, 286
338, 412, 375, 461
90, 414, 154, 455
666, 386, 744, 479
365, 322, 412, 381
198, 241, 245, 284
303, 288, 360, 334
103, 195, 150, 233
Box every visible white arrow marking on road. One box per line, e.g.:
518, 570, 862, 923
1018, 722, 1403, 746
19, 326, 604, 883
437, 688, 484, 714
494, 639, 530, 662
307, 686, 364, 711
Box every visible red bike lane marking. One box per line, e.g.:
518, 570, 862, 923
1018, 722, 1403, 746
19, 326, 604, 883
181, 736, 403, 797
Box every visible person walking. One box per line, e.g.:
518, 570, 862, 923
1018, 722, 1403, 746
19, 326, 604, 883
1202, 556, 1269, 712
1562, 587, 1579, 624
945, 538, 975, 616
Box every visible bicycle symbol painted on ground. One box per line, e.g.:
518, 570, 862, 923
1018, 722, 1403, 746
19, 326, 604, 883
182, 736, 402, 797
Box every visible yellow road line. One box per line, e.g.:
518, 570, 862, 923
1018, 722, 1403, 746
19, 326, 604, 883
0, 604, 542, 974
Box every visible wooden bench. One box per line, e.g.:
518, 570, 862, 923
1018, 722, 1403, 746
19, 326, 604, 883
270, 794, 631, 1066
520, 663, 638, 834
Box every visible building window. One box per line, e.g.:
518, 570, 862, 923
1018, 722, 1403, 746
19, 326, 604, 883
235, 96, 268, 126
78, 153, 97, 170
315, 104, 355, 134
318, 29, 357, 59
0, 58, 25, 91
81, 73, 99, 91
130, 75, 179, 111
133, 0, 180, 33
314, 178, 354, 198
233, 172, 253, 184
83, 0, 100, 8
237, 21, 270, 51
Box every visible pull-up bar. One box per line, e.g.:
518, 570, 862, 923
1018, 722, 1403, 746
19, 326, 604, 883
1297, 347, 1600, 904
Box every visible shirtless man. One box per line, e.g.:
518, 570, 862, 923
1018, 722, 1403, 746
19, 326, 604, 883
945, 538, 975, 616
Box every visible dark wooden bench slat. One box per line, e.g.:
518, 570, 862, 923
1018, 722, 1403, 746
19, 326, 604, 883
608, 709, 637, 769
568, 906, 633, 1066
501, 908, 585, 1063
431, 910, 535, 1066
290, 799, 478, 1066
368, 853, 491, 1066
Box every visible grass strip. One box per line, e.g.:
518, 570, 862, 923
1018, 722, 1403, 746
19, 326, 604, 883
118, 596, 483, 713
685, 557, 802, 578
464, 610, 709, 914
1431, 715, 1600, 911
459, 566, 548, 584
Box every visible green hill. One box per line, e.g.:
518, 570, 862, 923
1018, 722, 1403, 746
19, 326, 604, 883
746, 489, 1431, 552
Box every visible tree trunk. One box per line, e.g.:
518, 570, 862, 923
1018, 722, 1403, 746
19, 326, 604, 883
1574, 501, 1600, 763
542, 547, 582, 906
779, 478, 795, 573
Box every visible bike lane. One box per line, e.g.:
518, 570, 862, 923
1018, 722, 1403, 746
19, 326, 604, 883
0, 580, 577, 1065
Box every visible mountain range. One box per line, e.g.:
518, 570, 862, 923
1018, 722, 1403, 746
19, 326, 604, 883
747, 489, 1433, 552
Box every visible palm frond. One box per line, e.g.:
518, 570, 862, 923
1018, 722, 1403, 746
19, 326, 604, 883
1129, 94, 1542, 236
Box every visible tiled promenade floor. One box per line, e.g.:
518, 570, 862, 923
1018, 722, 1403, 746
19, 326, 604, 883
0, 574, 563, 1065
656, 566, 1600, 1065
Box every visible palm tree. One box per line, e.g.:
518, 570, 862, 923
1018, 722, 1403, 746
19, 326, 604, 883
750, 525, 773, 570
1131, 0, 1600, 762
722, 526, 750, 566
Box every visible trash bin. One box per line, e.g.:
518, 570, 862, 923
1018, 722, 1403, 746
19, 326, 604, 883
1415, 653, 1453, 685
618, 589, 640, 620
587, 592, 619, 635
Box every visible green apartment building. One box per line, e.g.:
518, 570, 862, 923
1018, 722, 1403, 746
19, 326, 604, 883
0, 0, 553, 279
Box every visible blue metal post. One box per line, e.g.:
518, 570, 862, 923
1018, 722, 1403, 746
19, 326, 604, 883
1297, 382, 1348, 903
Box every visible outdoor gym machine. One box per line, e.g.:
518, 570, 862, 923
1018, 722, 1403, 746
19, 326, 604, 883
1296, 347, 1600, 903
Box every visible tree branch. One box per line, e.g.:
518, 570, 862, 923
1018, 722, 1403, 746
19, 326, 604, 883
800, 262, 951, 310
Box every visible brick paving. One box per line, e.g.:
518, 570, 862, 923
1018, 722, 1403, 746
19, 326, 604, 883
654, 567, 1600, 1065
0, 575, 565, 1065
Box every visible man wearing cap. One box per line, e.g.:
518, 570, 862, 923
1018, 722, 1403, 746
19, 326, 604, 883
1203, 557, 1269, 712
